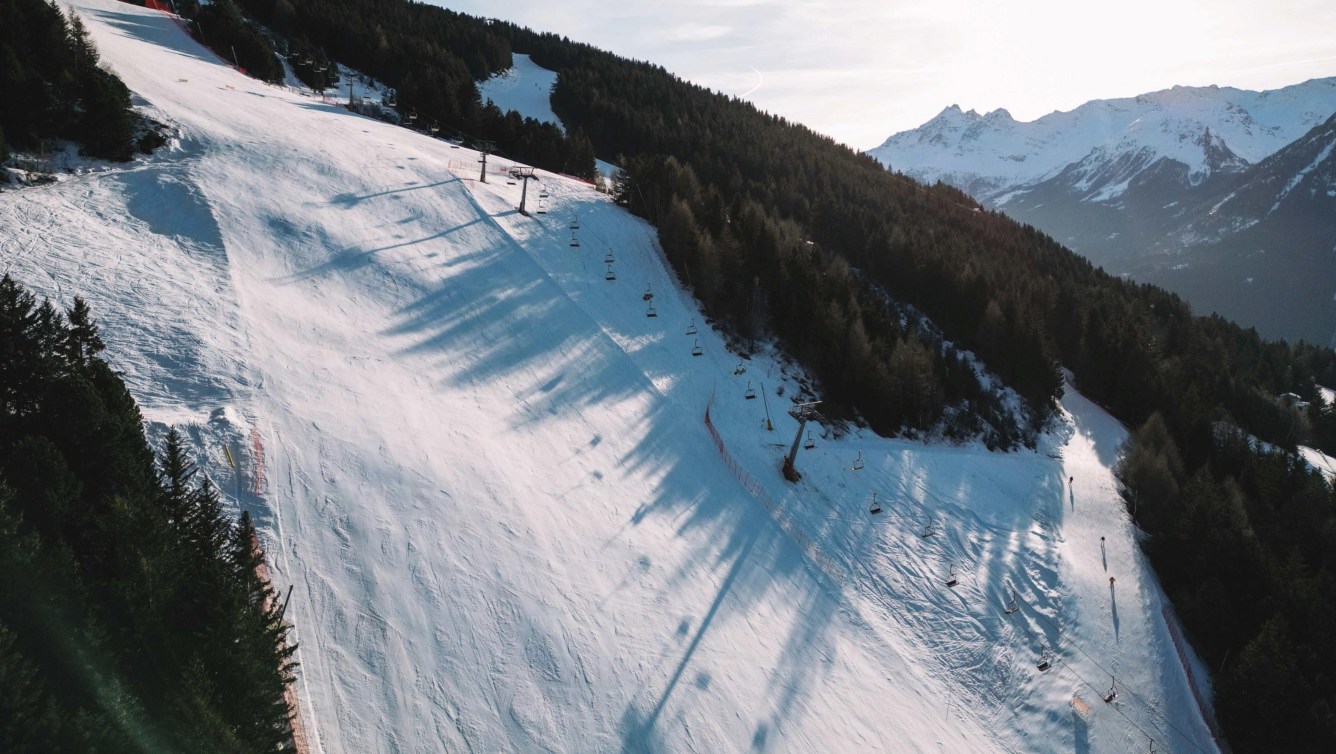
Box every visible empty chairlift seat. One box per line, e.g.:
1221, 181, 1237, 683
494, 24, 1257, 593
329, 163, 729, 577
1036, 647, 1052, 672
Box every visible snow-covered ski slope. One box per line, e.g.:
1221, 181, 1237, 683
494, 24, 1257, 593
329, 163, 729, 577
1, 2, 1219, 752
479, 53, 563, 133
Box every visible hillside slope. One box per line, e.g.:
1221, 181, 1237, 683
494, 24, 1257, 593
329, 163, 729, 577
1, 2, 1218, 752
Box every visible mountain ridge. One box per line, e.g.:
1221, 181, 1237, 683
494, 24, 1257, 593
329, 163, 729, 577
871, 78, 1336, 344
873, 77, 1336, 201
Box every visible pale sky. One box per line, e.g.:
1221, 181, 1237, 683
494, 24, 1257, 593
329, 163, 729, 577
431, 0, 1336, 149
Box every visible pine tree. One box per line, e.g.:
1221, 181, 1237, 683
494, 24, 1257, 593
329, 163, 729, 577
0, 275, 40, 416
0, 621, 59, 752
187, 477, 229, 563
62, 297, 105, 368
159, 429, 195, 529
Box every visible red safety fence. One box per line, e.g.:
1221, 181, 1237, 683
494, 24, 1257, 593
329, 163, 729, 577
703, 397, 845, 584
1161, 605, 1230, 752
250, 427, 266, 494
250, 531, 311, 754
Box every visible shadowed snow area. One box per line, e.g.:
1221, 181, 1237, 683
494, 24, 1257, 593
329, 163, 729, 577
0, 2, 1220, 752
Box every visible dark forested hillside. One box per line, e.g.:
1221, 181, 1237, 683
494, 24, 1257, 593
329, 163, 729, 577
228, 0, 596, 179
0, 0, 151, 162
0, 276, 298, 752
188, 0, 286, 84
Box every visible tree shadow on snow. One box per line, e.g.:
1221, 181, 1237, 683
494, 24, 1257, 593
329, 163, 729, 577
89, 8, 229, 70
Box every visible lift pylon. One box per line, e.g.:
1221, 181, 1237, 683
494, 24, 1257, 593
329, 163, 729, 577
781, 400, 822, 482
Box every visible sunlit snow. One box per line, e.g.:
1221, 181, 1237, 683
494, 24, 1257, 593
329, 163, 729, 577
1, 3, 1222, 752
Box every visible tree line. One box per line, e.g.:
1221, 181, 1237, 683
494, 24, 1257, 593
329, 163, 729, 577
0, 0, 159, 164
0, 276, 297, 752
187, 0, 597, 180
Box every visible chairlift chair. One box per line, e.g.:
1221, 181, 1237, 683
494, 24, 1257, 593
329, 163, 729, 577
920, 517, 937, 538
604, 250, 615, 264
733, 360, 746, 376
691, 339, 703, 357
1004, 589, 1020, 615
1103, 677, 1118, 703
643, 284, 654, 301
570, 233, 580, 248
803, 429, 815, 450
852, 450, 864, 471
646, 303, 658, 318
570, 218, 581, 230
605, 265, 616, 281
685, 320, 697, 336
744, 381, 756, 400
1036, 647, 1052, 672
945, 564, 959, 588
868, 493, 882, 515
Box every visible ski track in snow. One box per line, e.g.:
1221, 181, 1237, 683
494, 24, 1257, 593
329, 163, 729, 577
0, 3, 1221, 752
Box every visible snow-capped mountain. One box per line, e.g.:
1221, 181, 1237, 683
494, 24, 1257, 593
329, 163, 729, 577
871, 80, 1336, 345
872, 80, 1336, 202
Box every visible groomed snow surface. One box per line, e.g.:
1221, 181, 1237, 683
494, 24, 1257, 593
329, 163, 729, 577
2, 2, 1219, 751
479, 53, 563, 133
